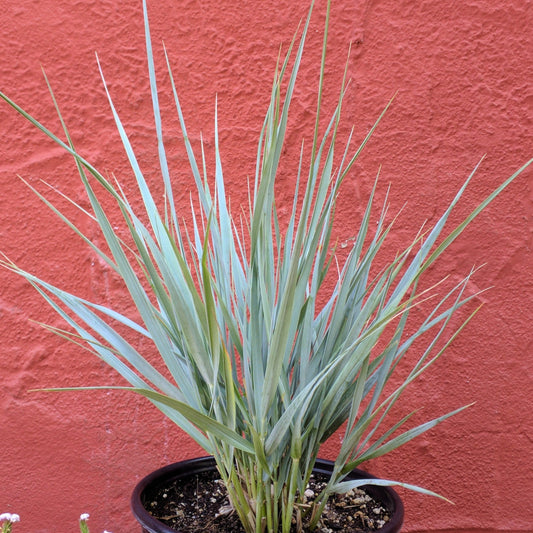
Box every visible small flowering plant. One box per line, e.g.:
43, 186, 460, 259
0, 0, 530, 532
79, 513, 90, 533
0, 513, 111, 533
0, 514, 19, 533
79, 513, 112, 533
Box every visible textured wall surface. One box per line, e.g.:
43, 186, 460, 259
0, 1, 531, 532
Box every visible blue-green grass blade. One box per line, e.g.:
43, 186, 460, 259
330, 478, 451, 503
38, 385, 213, 451
422, 157, 533, 273
1, 260, 183, 397
129, 388, 254, 454
96, 55, 175, 256
142, 0, 179, 235
18, 176, 118, 273
356, 405, 471, 464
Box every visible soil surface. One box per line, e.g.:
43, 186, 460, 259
143, 469, 393, 532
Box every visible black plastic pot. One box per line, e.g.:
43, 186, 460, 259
131, 456, 404, 533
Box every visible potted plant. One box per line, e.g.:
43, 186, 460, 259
0, 0, 530, 532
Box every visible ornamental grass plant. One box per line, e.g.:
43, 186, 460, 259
1, 1, 530, 532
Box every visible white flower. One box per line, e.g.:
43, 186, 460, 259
0, 513, 20, 523
103, 530, 113, 533
80, 513, 90, 521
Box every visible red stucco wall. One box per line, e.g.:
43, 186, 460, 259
0, 1, 531, 532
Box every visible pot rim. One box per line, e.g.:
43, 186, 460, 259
131, 456, 404, 533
